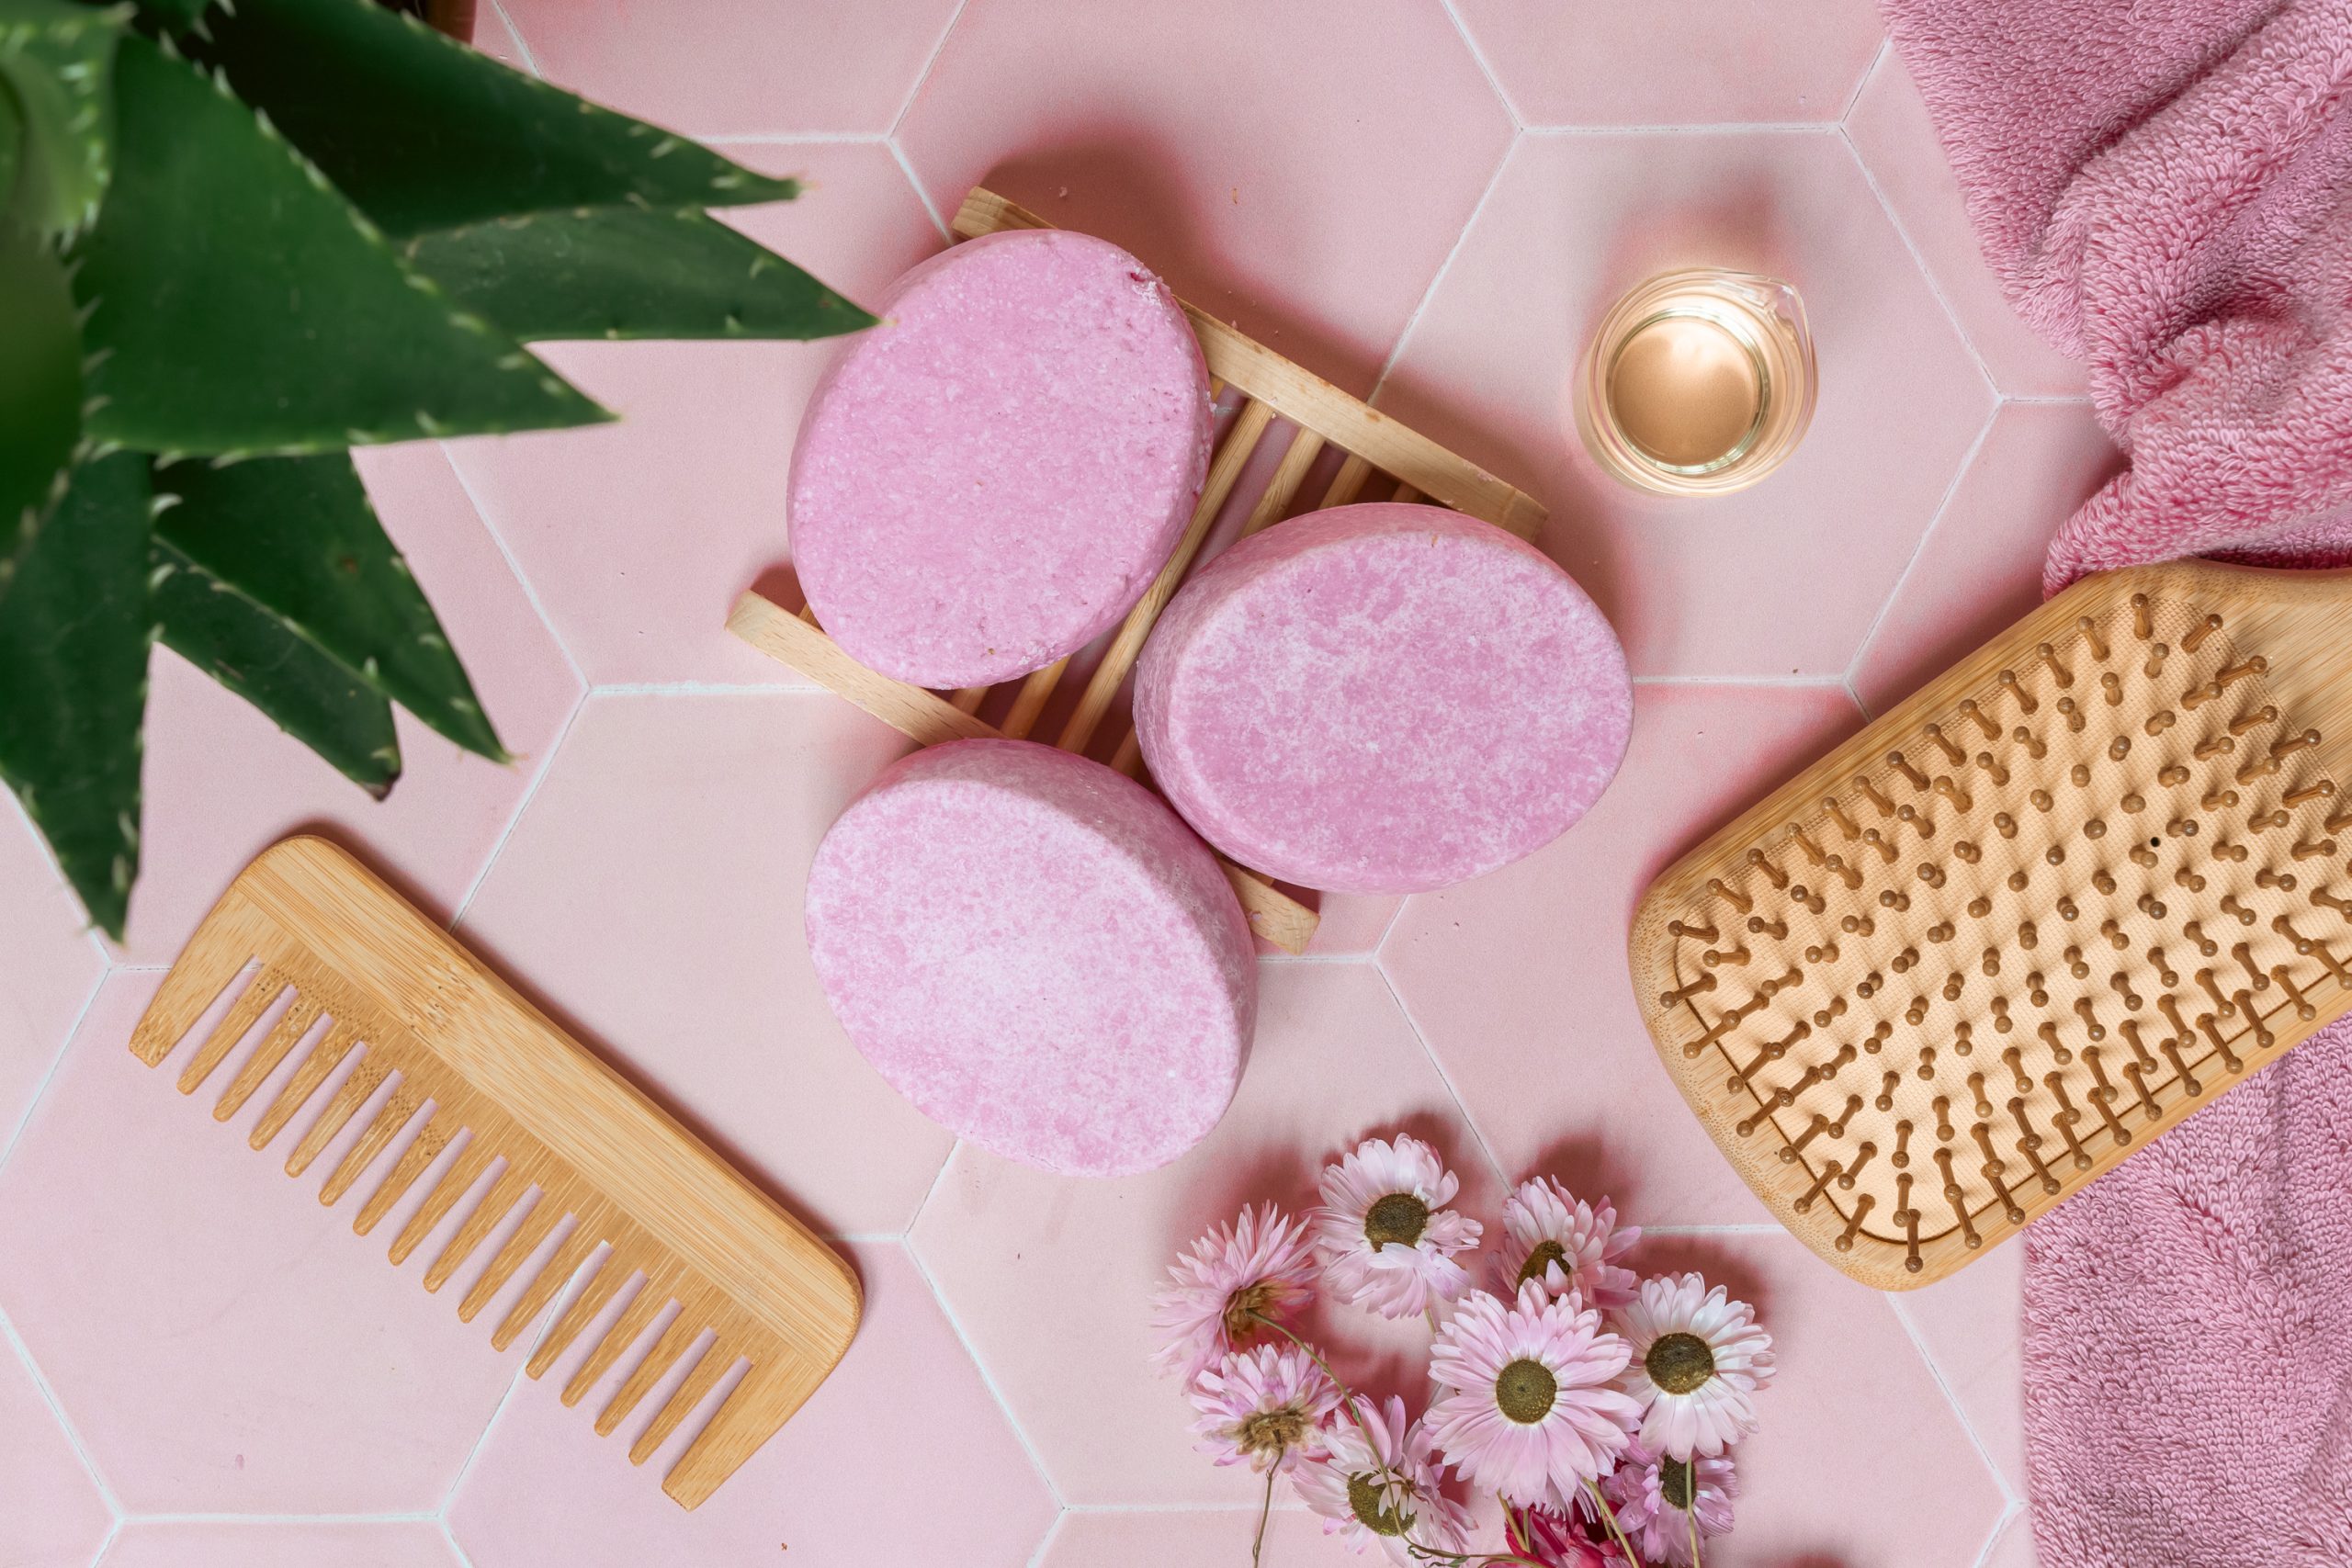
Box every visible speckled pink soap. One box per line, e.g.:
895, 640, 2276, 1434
1136, 502, 1633, 894
788, 230, 1213, 688
803, 739, 1255, 1177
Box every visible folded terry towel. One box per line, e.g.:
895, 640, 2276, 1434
1880, 2, 2352, 1563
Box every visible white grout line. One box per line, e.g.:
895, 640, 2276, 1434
0, 1304, 126, 1517
888, 136, 954, 245
447, 685, 587, 930
439, 449, 589, 696
1834, 122, 2003, 402
1838, 400, 2000, 714
899, 1238, 1069, 1510
1521, 120, 1844, 139
119, 1512, 443, 1526
0, 965, 104, 1180
85, 1515, 121, 1568
1023, 1507, 1068, 1568
1366, 132, 1519, 406
482, 0, 542, 77
887, 0, 974, 140
1886, 1293, 2025, 1508
439, 1516, 483, 1568
586, 680, 813, 698
1972, 1498, 2026, 1568
1370, 960, 1510, 1193
1837, 37, 1894, 124
901, 1139, 961, 1240
1369, 897, 1411, 960
1435, 0, 1526, 131
435, 1361, 530, 1524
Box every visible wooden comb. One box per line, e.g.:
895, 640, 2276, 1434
728, 186, 1549, 956
127, 836, 859, 1506
1632, 561, 2352, 1288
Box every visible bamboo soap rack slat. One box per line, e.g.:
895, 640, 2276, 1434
127, 837, 860, 1507
1632, 560, 2352, 1289
727, 186, 1548, 955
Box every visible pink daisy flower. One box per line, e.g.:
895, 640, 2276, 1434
1601, 1440, 1738, 1566
1516, 1507, 1630, 1568
1498, 1177, 1641, 1311
1291, 1395, 1472, 1564
1613, 1273, 1775, 1461
1311, 1134, 1483, 1319
1151, 1203, 1319, 1382
1187, 1344, 1337, 1474
1425, 1284, 1642, 1511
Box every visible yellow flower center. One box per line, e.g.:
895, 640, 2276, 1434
1364, 1192, 1430, 1247
1516, 1239, 1569, 1290
1660, 1455, 1695, 1511
1347, 1472, 1414, 1537
1645, 1331, 1715, 1394
1496, 1357, 1558, 1423
1222, 1280, 1282, 1339
1237, 1405, 1312, 1459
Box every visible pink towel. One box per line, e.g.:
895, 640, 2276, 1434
1879, 3, 2352, 1564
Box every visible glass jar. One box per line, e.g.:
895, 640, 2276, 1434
1576, 268, 1816, 496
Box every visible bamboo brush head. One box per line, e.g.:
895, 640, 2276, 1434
127, 837, 859, 1506
1632, 561, 2352, 1288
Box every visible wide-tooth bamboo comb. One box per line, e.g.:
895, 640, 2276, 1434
1632, 561, 2352, 1288
128, 836, 859, 1506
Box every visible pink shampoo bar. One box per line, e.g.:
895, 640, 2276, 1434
788, 230, 1213, 689
803, 739, 1255, 1178
1135, 502, 1634, 894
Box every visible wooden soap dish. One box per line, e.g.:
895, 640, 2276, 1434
728, 186, 1548, 954
1632, 560, 2352, 1288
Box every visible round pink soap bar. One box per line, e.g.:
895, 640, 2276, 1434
788, 230, 1213, 688
804, 739, 1255, 1177
1136, 503, 1633, 894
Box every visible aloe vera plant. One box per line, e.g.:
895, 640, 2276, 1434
0, 0, 875, 938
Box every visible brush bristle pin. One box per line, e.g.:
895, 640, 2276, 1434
1634, 563, 2352, 1287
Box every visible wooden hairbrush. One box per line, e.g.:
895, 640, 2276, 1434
1631, 561, 2352, 1288
128, 836, 859, 1506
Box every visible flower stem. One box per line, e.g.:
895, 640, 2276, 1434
1586, 1478, 1644, 1566
1251, 1465, 1276, 1568
1688, 1499, 1702, 1568
1246, 1312, 1380, 1450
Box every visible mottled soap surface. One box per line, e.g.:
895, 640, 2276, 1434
1135, 502, 1633, 894
803, 739, 1255, 1178
788, 230, 1212, 689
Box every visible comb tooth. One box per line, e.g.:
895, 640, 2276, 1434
1792, 1160, 1842, 1213
528, 1241, 639, 1377
1837, 1140, 1876, 1188
462, 1189, 569, 1325
2273, 965, 2318, 1021
561, 1277, 672, 1407
2009, 1102, 2062, 1195
598, 1308, 706, 1435
250, 1025, 362, 1151
213, 999, 326, 1121
2157, 1037, 2203, 1098
2201, 1011, 2249, 1075
389, 1139, 497, 1267
320, 1083, 424, 1206
131, 928, 266, 1066
353, 1111, 455, 1235
1833, 1194, 1876, 1252
284, 1046, 391, 1175
631, 1337, 739, 1465
170, 972, 288, 1090
423, 1162, 535, 1293
1934, 1148, 1981, 1248
2122, 1059, 2164, 1120
496, 1214, 607, 1352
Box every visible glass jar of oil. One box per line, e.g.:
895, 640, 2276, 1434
1576, 268, 1816, 496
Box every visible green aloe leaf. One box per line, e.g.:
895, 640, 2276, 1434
152, 535, 401, 796
0, 0, 124, 240
0, 217, 78, 567
404, 206, 877, 342
151, 452, 504, 761
125, 0, 208, 26
187, 0, 797, 240
74, 36, 608, 457
0, 450, 152, 940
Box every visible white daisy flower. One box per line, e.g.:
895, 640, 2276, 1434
1498, 1176, 1641, 1311
1291, 1394, 1472, 1563
1311, 1134, 1483, 1319
1612, 1272, 1775, 1460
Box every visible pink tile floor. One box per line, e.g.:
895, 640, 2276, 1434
0, 6, 2127, 1564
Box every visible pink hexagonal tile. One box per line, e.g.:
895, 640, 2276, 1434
1850, 402, 2121, 716
121, 443, 580, 964
1845, 52, 2090, 399
0, 974, 522, 1513
452, 691, 952, 1237
495, 0, 963, 138
1984, 1507, 2040, 1567
1286, 893, 1401, 960
1380, 682, 1862, 1223
100, 1521, 459, 1568
447, 1241, 1055, 1568
1375, 131, 1994, 679
1900, 1238, 2029, 1499
1453, 0, 1883, 127
0, 1334, 110, 1568
1041, 1508, 1362, 1568
910, 960, 1504, 1506
465, 5, 529, 72
441, 142, 942, 689
895, 0, 1514, 397
0, 804, 104, 1150
1625, 1230, 2007, 1564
